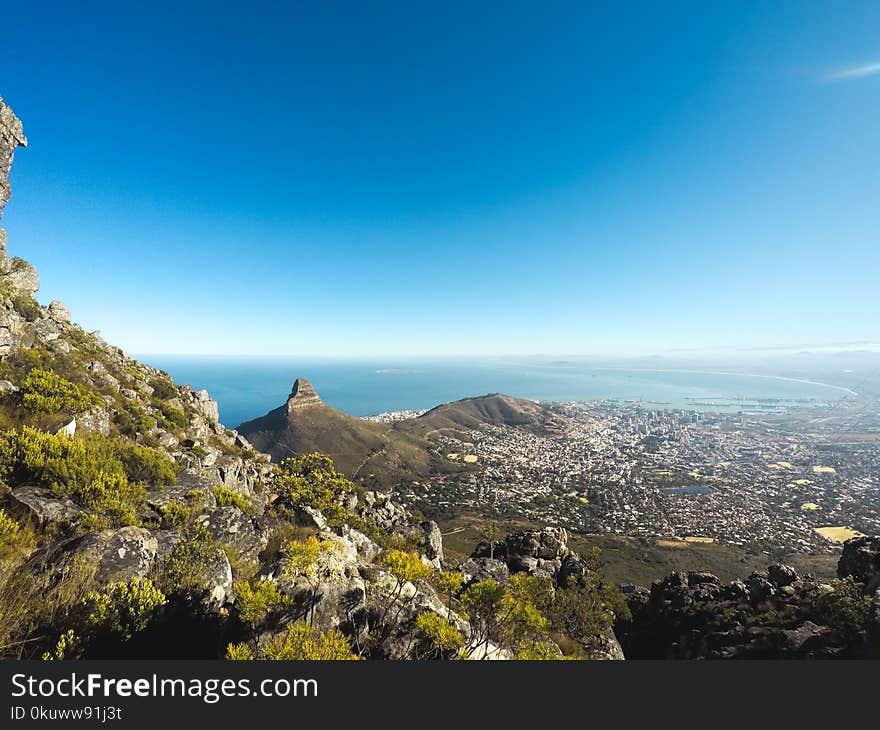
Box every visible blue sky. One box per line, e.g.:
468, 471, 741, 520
1, 1, 878, 356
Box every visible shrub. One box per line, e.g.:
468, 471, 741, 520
152, 399, 187, 430
81, 578, 166, 640
416, 612, 464, 655
21, 368, 99, 415
273, 453, 360, 527
160, 524, 221, 597
12, 293, 41, 322
810, 577, 873, 640
0, 509, 19, 539
159, 500, 193, 530
262, 621, 360, 660
75, 472, 145, 529
382, 550, 431, 584
0, 427, 176, 489
116, 401, 154, 436
149, 377, 178, 401
0, 427, 176, 527
41, 629, 81, 661
225, 642, 254, 660
460, 578, 552, 658
233, 580, 288, 624
213, 486, 252, 514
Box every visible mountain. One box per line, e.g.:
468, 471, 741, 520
405, 392, 564, 438
237, 378, 432, 482
237, 380, 560, 484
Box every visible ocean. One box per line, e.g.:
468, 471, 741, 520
137, 356, 853, 430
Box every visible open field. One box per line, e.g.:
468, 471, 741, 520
438, 514, 839, 586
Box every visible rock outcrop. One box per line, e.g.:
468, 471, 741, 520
618, 542, 880, 659
286, 378, 322, 411
0, 96, 27, 222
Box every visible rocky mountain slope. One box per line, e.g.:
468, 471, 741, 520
0, 96, 631, 661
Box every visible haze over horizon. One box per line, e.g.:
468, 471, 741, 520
2, 2, 878, 357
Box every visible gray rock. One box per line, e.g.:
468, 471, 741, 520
768, 563, 799, 588
2, 258, 39, 294
0, 379, 17, 394
146, 473, 217, 514
688, 571, 721, 587
420, 520, 444, 567
8, 485, 83, 530
458, 557, 510, 585
0, 96, 27, 220
745, 573, 776, 602
77, 407, 111, 436
67, 527, 159, 584
196, 506, 267, 562
47, 300, 70, 322
838, 536, 880, 592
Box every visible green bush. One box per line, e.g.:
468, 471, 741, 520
21, 368, 99, 415
81, 578, 166, 640
225, 642, 254, 660
41, 629, 81, 661
809, 576, 873, 640
159, 500, 193, 530
0, 426, 177, 496
233, 580, 289, 624
0, 509, 19, 539
416, 612, 464, 655
383, 549, 432, 584
116, 401, 154, 436
213, 485, 252, 514
0, 427, 180, 527
273, 453, 362, 527
160, 524, 221, 597
262, 621, 360, 660
151, 399, 187, 430
149, 377, 178, 401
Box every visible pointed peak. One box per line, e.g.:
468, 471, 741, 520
286, 378, 322, 412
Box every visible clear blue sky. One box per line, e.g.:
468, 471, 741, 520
2, 1, 878, 356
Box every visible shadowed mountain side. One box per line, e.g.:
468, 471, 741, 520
237, 379, 434, 482
237, 380, 559, 484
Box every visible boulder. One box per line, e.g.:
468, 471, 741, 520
745, 573, 775, 602
2, 258, 38, 294
146, 473, 217, 514
458, 557, 510, 585
77, 407, 111, 436
50, 527, 160, 584
420, 520, 444, 567
196, 506, 268, 562
768, 563, 799, 588
838, 536, 880, 592
8, 485, 83, 530
47, 300, 70, 322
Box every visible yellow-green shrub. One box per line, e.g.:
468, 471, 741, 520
416, 612, 464, 653
21, 368, 100, 415
262, 621, 360, 660
81, 578, 166, 640
233, 580, 288, 624
213, 486, 252, 514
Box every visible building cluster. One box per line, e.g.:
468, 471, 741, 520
393, 399, 880, 554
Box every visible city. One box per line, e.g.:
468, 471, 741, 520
392, 398, 880, 555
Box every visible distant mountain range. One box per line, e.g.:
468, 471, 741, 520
237, 378, 560, 484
